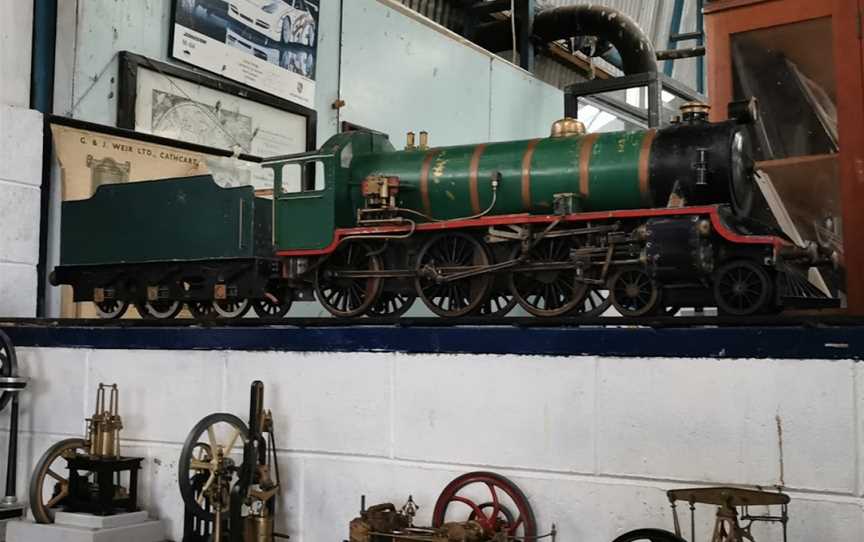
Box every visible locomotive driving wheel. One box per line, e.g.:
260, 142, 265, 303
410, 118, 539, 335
713, 260, 773, 316
509, 237, 588, 317
432, 471, 537, 541
179, 413, 249, 522
609, 268, 662, 317
29, 438, 89, 524
415, 233, 493, 318
315, 241, 383, 318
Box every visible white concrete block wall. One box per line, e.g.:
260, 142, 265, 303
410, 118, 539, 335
1, 348, 862, 542
0, 105, 43, 317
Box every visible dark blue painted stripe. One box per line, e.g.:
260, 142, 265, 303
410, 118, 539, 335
0, 325, 861, 360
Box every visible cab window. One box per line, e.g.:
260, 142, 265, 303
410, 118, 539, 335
280, 160, 325, 194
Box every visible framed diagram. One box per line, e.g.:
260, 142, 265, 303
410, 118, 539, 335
168, 0, 319, 107
118, 52, 315, 154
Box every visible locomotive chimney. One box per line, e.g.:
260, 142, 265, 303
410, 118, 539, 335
680, 101, 711, 124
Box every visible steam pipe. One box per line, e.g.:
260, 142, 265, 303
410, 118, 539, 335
473, 5, 657, 75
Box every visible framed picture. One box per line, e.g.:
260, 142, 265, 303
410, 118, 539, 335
168, 0, 318, 107
118, 51, 315, 158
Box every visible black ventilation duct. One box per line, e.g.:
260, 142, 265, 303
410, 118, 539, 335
474, 4, 657, 75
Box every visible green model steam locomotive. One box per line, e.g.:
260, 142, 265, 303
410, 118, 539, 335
51, 103, 835, 320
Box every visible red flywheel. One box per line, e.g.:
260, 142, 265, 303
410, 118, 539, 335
431, 471, 537, 541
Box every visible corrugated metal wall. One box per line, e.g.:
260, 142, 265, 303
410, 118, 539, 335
395, 0, 702, 91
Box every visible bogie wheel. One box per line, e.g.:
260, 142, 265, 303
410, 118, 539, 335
509, 238, 588, 317
367, 291, 416, 318
713, 260, 773, 316
611, 528, 687, 542
415, 233, 493, 318
29, 438, 88, 524
179, 413, 249, 522
94, 300, 129, 319
0, 330, 17, 411
432, 471, 537, 541
136, 300, 183, 320
188, 301, 216, 321
315, 242, 383, 318
253, 285, 294, 318
609, 268, 662, 317
212, 299, 251, 319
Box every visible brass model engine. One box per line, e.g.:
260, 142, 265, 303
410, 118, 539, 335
348, 472, 550, 542
350, 500, 499, 542
30, 383, 142, 523
179, 381, 284, 542
87, 383, 123, 458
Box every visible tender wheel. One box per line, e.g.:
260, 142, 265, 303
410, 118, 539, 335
93, 300, 129, 319
0, 330, 17, 411
609, 269, 662, 317
212, 299, 251, 319
432, 471, 537, 541
179, 413, 249, 522
29, 438, 88, 524
315, 242, 383, 318
136, 300, 183, 320
509, 238, 588, 317
188, 301, 215, 321
367, 291, 416, 317
253, 285, 293, 318
713, 260, 773, 316
611, 528, 687, 542
415, 233, 492, 318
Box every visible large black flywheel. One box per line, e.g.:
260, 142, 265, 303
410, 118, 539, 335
713, 259, 773, 316
415, 233, 493, 318
315, 241, 383, 318
609, 268, 662, 317
509, 237, 588, 317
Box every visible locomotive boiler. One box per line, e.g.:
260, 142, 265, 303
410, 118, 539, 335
346, 103, 753, 222
51, 102, 835, 321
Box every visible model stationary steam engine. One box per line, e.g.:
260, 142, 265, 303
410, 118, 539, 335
51, 101, 837, 320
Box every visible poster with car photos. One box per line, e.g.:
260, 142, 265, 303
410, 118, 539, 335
171, 0, 319, 107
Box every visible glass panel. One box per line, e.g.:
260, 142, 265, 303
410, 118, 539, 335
731, 16, 843, 297
281, 160, 325, 194
281, 163, 303, 194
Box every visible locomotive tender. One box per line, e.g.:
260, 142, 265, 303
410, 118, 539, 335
52, 102, 834, 320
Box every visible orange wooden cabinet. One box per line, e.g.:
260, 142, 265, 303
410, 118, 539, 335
705, 0, 864, 313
